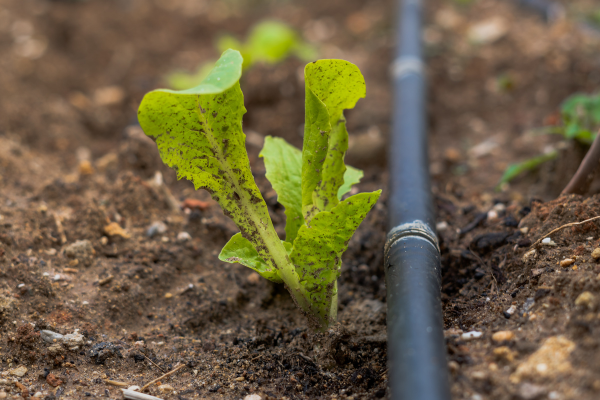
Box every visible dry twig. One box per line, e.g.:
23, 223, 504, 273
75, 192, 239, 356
141, 363, 185, 392
104, 379, 129, 387
562, 129, 600, 194
53, 212, 67, 244
530, 215, 600, 248
141, 351, 166, 374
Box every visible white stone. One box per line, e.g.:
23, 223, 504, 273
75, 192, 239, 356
9, 366, 27, 377
542, 238, 557, 246
41, 330, 64, 343
177, 231, 191, 242
461, 331, 483, 341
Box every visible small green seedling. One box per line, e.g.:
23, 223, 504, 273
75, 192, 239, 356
587, 9, 600, 29
167, 20, 316, 90
138, 49, 380, 330
499, 92, 600, 187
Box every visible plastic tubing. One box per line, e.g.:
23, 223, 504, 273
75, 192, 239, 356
385, 0, 451, 399
517, 0, 565, 22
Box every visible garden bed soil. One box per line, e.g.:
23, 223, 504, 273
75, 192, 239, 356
1, 0, 600, 399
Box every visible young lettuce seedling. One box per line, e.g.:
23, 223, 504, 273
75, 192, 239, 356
138, 49, 381, 330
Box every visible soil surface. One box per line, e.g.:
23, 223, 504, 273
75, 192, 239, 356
1, 0, 600, 399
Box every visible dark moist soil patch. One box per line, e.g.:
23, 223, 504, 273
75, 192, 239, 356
439, 194, 600, 400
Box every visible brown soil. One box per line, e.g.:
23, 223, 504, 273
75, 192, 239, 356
2, 0, 600, 399
0, 0, 390, 399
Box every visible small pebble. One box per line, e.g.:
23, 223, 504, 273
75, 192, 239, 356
177, 231, 191, 242
79, 159, 94, 175
461, 331, 483, 341
448, 360, 460, 374
505, 305, 517, 315
559, 258, 574, 267
436, 221, 448, 231
493, 346, 516, 362
104, 222, 130, 238
9, 365, 28, 377
127, 386, 140, 391
244, 395, 262, 400
520, 227, 529, 234
518, 383, 546, 400
541, 238, 556, 246
158, 384, 174, 393
487, 210, 499, 221
147, 221, 167, 238
0, 391, 6, 399
523, 249, 536, 261
65, 240, 95, 259
575, 291, 595, 310
592, 248, 600, 259
247, 272, 261, 285
33, 392, 43, 398
41, 330, 64, 343
100, 236, 108, 245
492, 203, 506, 213
511, 336, 575, 383
492, 331, 515, 342
234, 376, 245, 382
164, 293, 173, 299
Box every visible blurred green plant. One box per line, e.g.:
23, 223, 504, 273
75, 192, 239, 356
452, 0, 476, 6
167, 20, 317, 90
587, 9, 600, 28
498, 92, 600, 187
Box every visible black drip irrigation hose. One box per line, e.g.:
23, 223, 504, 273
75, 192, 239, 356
385, 0, 451, 399
517, 0, 565, 22
516, 0, 600, 37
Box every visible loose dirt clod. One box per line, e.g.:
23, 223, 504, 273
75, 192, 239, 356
46, 373, 63, 387
491, 331, 515, 342
575, 291, 595, 310
104, 222, 130, 238
9, 366, 27, 377
511, 336, 575, 383
559, 258, 575, 267
493, 346, 516, 363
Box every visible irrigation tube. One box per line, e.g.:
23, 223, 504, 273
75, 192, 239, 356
385, 0, 451, 399
517, 0, 564, 22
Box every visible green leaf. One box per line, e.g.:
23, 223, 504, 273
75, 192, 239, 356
498, 150, 558, 186
219, 233, 293, 283
302, 60, 366, 221
245, 21, 299, 64
138, 49, 295, 287
260, 136, 365, 243
338, 166, 363, 200
216, 20, 316, 71
259, 136, 304, 243
165, 61, 215, 91
290, 190, 381, 325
